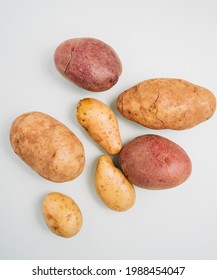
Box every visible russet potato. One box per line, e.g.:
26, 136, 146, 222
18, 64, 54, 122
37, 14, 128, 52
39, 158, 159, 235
117, 78, 216, 130
10, 111, 85, 182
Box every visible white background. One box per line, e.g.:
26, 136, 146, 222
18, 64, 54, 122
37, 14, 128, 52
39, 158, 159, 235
1, 0, 217, 260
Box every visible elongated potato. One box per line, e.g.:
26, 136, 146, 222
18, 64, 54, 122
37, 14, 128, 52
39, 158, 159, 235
95, 154, 135, 211
117, 78, 216, 130
42, 192, 82, 238
10, 112, 85, 182
76, 98, 122, 154
119, 134, 192, 190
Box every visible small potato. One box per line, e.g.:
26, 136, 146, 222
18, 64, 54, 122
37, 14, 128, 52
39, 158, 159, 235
10, 112, 85, 182
76, 98, 122, 155
119, 134, 192, 190
54, 37, 122, 92
117, 78, 216, 130
42, 192, 82, 238
95, 154, 135, 211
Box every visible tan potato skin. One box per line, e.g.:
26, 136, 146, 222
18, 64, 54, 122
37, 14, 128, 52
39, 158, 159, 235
42, 192, 83, 238
76, 98, 122, 155
95, 154, 135, 211
119, 134, 192, 190
54, 37, 122, 92
117, 78, 216, 130
10, 112, 85, 183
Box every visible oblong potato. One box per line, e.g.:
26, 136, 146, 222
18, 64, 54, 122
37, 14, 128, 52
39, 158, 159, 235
119, 134, 192, 190
76, 98, 122, 155
42, 192, 83, 238
54, 37, 122, 92
95, 154, 135, 211
117, 78, 216, 130
10, 112, 85, 182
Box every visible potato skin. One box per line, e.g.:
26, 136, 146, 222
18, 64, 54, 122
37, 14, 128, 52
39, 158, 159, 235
119, 134, 192, 190
10, 112, 85, 182
95, 154, 135, 211
117, 78, 216, 130
76, 98, 122, 155
42, 192, 82, 238
54, 37, 122, 92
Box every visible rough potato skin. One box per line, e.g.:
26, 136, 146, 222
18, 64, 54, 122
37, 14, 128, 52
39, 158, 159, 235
76, 98, 122, 155
54, 37, 122, 92
117, 78, 216, 130
10, 112, 85, 182
119, 134, 192, 190
42, 192, 83, 238
95, 154, 135, 211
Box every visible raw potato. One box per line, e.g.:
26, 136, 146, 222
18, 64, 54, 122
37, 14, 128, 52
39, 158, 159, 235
117, 78, 216, 130
76, 98, 122, 155
54, 37, 122, 92
42, 192, 82, 238
119, 134, 192, 190
10, 112, 85, 183
95, 154, 135, 211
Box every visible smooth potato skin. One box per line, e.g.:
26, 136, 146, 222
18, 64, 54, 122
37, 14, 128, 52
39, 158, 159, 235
117, 78, 216, 130
54, 38, 122, 92
42, 192, 82, 238
119, 134, 192, 190
95, 154, 135, 211
10, 112, 85, 182
76, 98, 122, 155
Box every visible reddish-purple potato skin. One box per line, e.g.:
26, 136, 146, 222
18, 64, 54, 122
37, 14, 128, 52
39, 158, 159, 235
119, 135, 192, 190
54, 38, 122, 92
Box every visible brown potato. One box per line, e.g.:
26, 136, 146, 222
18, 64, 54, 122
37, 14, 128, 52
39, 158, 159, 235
42, 192, 83, 238
119, 134, 192, 190
76, 98, 122, 155
95, 154, 135, 211
54, 37, 122, 92
117, 78, 216, 130
10, 112, 85, 182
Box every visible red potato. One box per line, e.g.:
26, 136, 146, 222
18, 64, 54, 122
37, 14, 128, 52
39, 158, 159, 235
119, 134, 192, 190
54, 38, 122, 92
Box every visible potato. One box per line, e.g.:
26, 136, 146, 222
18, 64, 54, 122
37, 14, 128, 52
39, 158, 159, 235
54, 37, 122, 92
76, 98, 122, 155
117, 78, 216, 130
10, 112, 85, 183
42, 192, 82, 238
95, 154, 135, 211
119, 134, 192, 190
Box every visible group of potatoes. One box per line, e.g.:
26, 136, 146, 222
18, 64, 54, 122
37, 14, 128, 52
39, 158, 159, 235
10, 38, 216, 238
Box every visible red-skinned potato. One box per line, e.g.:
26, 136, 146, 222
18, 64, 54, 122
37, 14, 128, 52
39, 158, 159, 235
119, 134, 192, 190
54, 37, 122, 92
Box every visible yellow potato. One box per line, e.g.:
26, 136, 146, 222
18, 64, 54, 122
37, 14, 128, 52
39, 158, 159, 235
117, 78, 216, 130
95, 154, 135, 211
42, 192, 82, 238
76, 98, 122, 154
10, 111, 85, 182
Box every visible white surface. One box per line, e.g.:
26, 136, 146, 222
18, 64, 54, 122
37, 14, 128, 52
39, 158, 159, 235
1, 0, 217, 260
